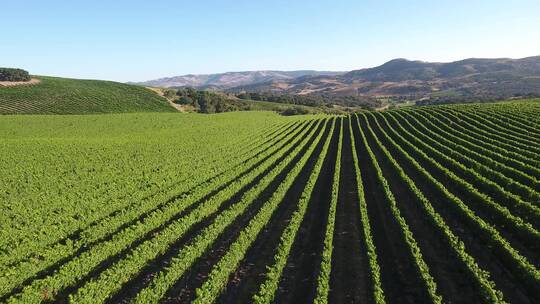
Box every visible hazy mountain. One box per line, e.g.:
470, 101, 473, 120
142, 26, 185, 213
135, 70, 344, 89
227, 56, 540, 102
342, 56, 540, 81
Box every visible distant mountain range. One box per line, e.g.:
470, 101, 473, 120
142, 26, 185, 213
136, 56, 540, 103
134, 70, 343, 89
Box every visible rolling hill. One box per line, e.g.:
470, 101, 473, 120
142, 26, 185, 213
0, 76, 176, 115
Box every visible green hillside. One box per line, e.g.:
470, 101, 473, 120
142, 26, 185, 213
0, 76, 176, 114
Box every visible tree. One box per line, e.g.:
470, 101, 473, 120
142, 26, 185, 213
0, 68, 31, 82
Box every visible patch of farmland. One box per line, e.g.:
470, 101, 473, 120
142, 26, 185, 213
0, 100, 539, 303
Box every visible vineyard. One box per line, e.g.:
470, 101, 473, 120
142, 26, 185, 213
0, 76, 175, 114
0, 100, 539, 303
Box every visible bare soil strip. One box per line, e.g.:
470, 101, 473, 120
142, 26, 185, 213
0, 78, 40, 87
329, 117, 371, 304
273, 118, 339, 303
354, 117, 432, 304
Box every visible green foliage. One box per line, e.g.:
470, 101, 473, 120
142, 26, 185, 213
163, 87, 330, 114
0, 68, 31, 82
314, 117, 343, 304
348, 116, 386, 303
362, 112, 504, 303
367, 109, 540, 298
0, 76, 175, 114
173, 88, 237, 113
0, 100, 539, 303
252, 119, 333, 304
74, 119, 318, 304
0, 112, 310, 303
236, 91, 383, 109
358, 113, 442, 303
280, 106, 311, 116
193, 119, 328, 304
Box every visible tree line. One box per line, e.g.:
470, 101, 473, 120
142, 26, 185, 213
235, 92, 382, 109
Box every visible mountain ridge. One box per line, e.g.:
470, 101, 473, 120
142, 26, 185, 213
134, 56, 540, 103
225, 56, 540, 102
134, 70, 343, 89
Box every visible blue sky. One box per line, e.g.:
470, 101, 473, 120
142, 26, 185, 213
2, 0, 539, 82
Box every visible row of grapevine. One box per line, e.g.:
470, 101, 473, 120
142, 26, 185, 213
424, 108, 540, 162
392, 110, 540, 198
370, 111, 540, 298
4, 116, 320, 303
403, 108, 540, 179
347, 117, 385, 303
382, 111, 540, 229
0, 119, 295, 270
0, 119, 308, 299
2, 100, 539, 303
135, 119, 330, 304
359, 112, 505, 303
481, 107, 539, 134
442, 107, 539, 148
0, 114, 297, 267
313, 117, 343, 304
354, 114, 442, 303
473, 109, 540, 139
379, 112, 540, 249
72, 119, 329, 303
251, 118, 336, 303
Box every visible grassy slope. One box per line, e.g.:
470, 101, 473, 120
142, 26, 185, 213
0, 76, 176, 114
0, 111, 306, 139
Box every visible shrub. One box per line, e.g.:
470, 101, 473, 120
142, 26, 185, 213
280, 106, 310, 116
0, 68, 31, 82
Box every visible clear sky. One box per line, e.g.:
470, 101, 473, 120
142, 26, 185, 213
2, 0, 539, 82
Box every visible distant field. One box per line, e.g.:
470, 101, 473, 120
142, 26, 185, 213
0, 76, 175, 114
238, 98, 328, 113
0, 101, 539, 303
